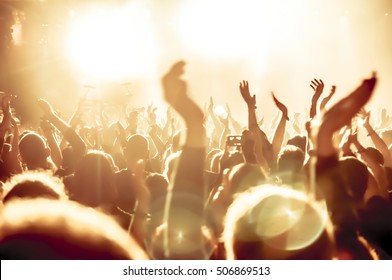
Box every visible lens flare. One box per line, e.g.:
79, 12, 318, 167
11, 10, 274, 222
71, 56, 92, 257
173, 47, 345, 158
224, 185, 331, 259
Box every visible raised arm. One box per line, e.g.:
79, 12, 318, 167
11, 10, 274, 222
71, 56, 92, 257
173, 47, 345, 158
239, 81, 270, 171
316, 75, 376, 158
359, 109, 392, 167
0, 95, 22, 174
160, 60, 207, 258
239, 81, 257, 129
315, 73, 377, 234
349, 132, 389, 198
38, 99, 87, 163
271, 92, 289, 161
319, 85, 336, 112
309, 79, 324, 119
162, 61, 205, 147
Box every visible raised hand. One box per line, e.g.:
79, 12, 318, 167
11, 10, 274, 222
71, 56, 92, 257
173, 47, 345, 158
309, 79, 324, 119
271, 92, 289, 121
161, 60, 187, 109
323, 75, 376, 133
310, 79, 324, 97
239, 80, 256, 109
37, 98, 56, 119
40, 119, 54, 133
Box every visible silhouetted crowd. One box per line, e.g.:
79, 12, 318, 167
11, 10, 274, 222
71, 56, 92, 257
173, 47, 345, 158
0, 61, 390, 260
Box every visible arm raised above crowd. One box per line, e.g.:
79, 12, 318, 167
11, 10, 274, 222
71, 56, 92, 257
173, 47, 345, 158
316, 74, 376, 158
162, 61, 205, 148
359, 108, 392, 167
38, 98, 87, 159
271, 92, 289, 161
239, 81, 270, 171
309, 79, 324, 119
319, 85, 336, 112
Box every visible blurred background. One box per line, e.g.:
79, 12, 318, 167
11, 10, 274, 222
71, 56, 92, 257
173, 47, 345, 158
0, 0, 391, 125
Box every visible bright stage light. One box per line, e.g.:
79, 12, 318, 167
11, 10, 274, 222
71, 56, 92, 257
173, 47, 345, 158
66, 7, 155, 81
175, 0, 305, 59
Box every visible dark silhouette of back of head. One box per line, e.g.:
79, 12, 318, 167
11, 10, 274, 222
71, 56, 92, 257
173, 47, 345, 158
69, 150, 116, 208
18, 132, 52, 171
124, 134, 149, 167
2, 171, 67, 204
0, 199, 149, 259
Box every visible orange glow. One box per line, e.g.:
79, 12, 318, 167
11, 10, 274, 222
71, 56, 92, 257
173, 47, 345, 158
66, 6, 156, 81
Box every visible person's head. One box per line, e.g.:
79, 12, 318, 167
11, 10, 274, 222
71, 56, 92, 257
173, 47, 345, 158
2, 171, 67, 204
70, 150, 116, 208
338, 157, 368, 203
320, 157, 368, 228
0, 199, 149, 259
18, 132, 53, 171
123, 134, 150, 165
277, 145, 305, 173
224, 185, 334, 260
227, 163, 266, 194
146, 173, 169, 199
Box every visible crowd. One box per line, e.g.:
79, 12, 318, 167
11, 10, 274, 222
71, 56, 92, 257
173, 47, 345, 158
0, 59, 390, 260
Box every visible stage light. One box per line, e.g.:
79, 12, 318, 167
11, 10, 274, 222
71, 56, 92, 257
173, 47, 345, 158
175, 0, 264, 58
66, 6, 156, 81
175, 0, 305, 59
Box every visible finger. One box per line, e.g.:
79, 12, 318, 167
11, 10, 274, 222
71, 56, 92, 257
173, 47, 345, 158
271, 92, 281, 104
